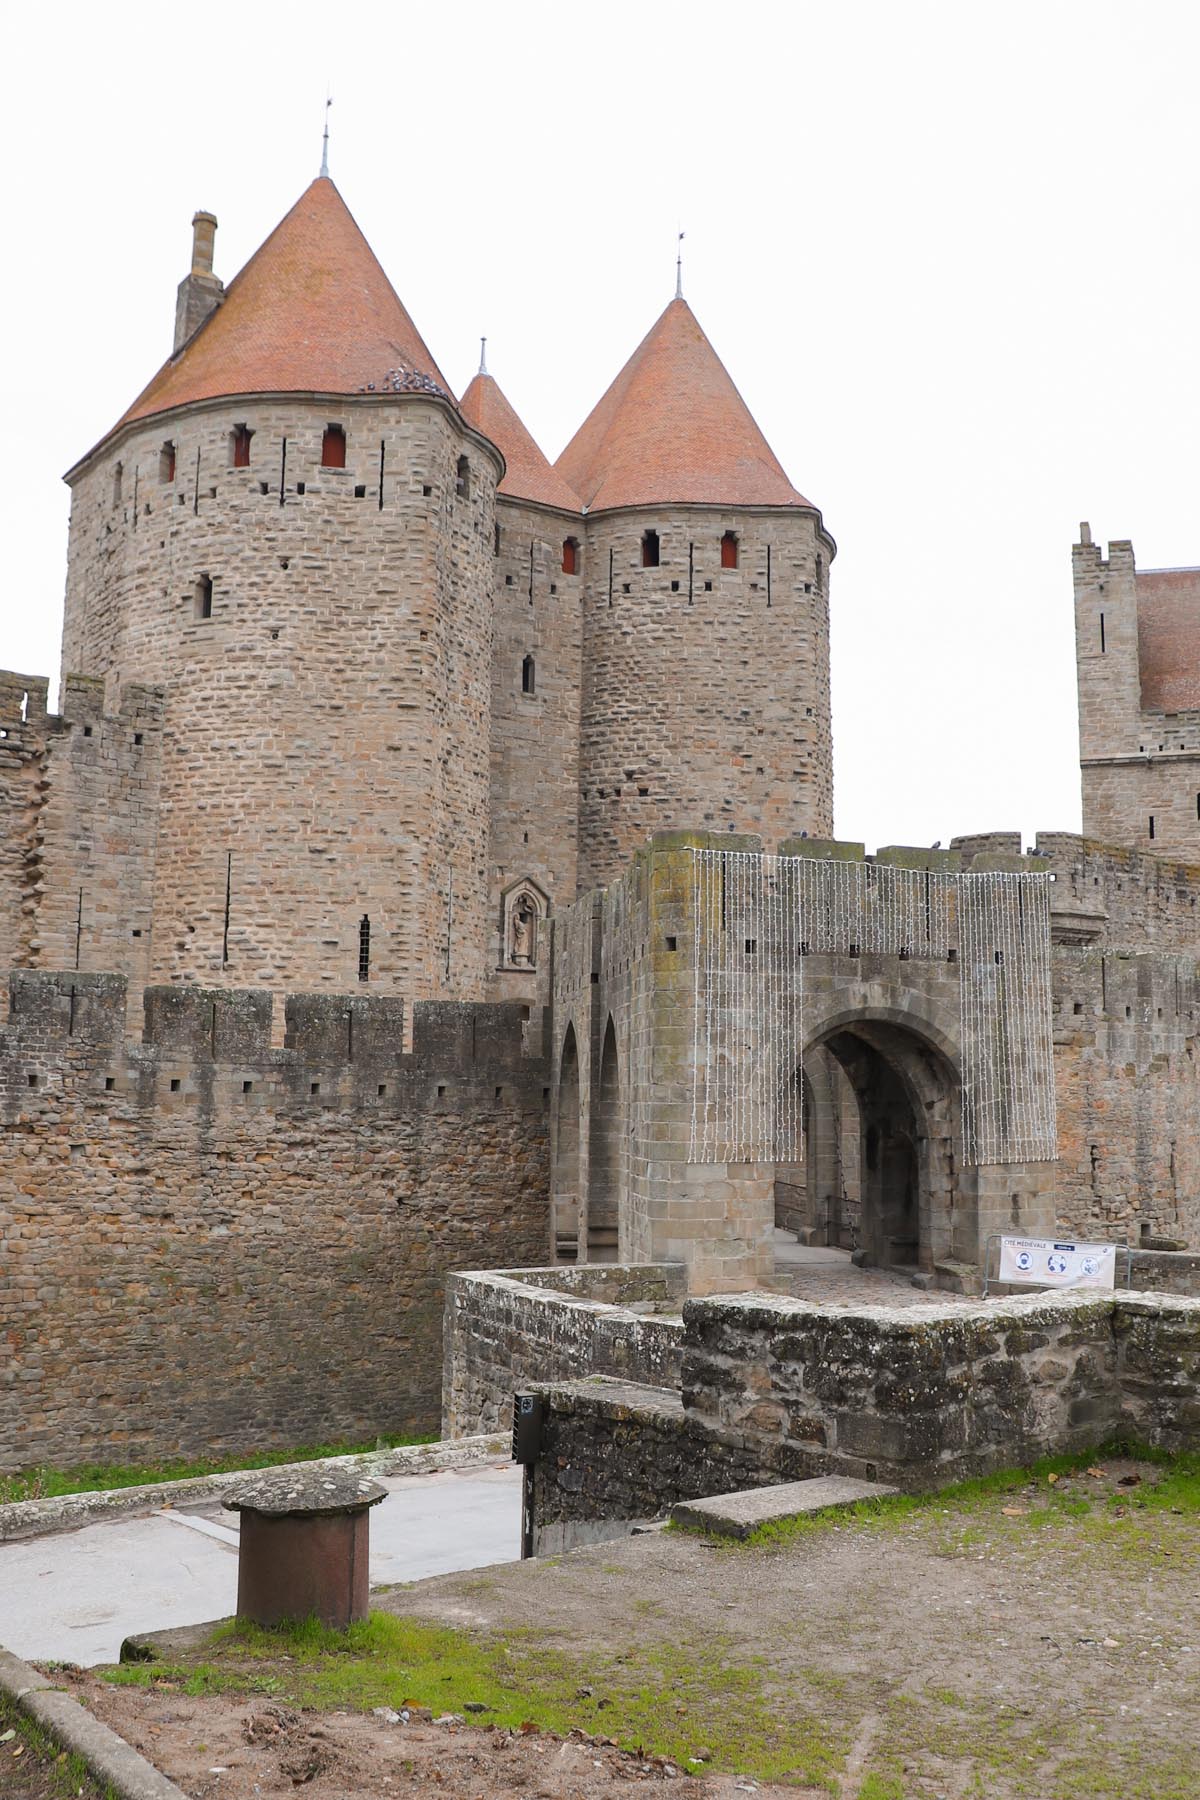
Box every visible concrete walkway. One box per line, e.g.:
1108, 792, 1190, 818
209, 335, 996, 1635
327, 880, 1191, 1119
0, 1461, 521, 1667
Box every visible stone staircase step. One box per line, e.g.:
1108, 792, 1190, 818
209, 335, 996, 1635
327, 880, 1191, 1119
671, 1475, 899, 1540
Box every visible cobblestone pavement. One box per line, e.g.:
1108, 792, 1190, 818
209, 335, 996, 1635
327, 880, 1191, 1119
772, 1240, 975, 1306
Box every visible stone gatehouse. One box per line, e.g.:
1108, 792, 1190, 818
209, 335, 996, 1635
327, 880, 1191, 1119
551, 830, 1200, 1293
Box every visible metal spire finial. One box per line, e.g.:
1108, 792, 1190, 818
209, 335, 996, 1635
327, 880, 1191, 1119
676, 229, 685, 300
479, 336, 488, 376
320, 95, 332, 178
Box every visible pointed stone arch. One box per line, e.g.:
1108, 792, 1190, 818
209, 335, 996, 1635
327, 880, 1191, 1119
554, 1023, 581, 1263
587, 1015, 623, 1262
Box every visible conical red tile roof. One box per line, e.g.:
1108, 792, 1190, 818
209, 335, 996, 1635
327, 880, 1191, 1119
556, 297, 809, 512
460, 371, 581, 512
114, 178, 452, 432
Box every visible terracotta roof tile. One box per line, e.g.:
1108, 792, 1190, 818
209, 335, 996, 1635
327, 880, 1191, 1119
114, 178, 451, 433
459, 372, 581, 513
555, 297, 810, 512
1138, 568, 1200, 712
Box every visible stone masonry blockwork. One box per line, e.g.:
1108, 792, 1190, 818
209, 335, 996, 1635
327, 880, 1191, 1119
0, 973, 550, 1470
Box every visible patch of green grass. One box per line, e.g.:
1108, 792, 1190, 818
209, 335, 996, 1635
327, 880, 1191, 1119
688, 1441, 1200, 1551
0, 1432, 437, 1506
104, 1611, 847, 1788
0, 1697, 121, 1799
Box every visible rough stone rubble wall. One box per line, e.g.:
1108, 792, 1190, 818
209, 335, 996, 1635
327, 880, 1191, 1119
440, 1263, 685, 1439
0, 971, 549, 1471
526, 1289, 1200, 1546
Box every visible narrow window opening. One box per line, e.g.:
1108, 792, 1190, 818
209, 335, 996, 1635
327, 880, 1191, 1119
311, 1081, 321, 1095
112, 462, 124, 506
194, 574, 213, 620
816, 553, 823, 589
243, 1080, 253, 1093
1149, 815, 1156, 840
230, 425, 253, 467
134, 732, 143, 745
494, 522, 501, 555
358, 913, 371, 982
437, 1084, 446, 1098
721, 530, 739, 569
322, 424, 346, 468
159, 442, 176, 484
296, 480, 306, 495
665, 936, 678, 952
456, 455, 471, 499
258, 480, 269, 495
170, 1078, 181, 1092
522, 654, 536, 695
354, 484, 366, 498
378, 1083, 388, 1097
745, 938, 757, 955
704, 579, 713, 592
27, 1072, 37, 1088
562, 537, 579, 575
1099, 611, 1106, 653
1073, 1001, 1083, 1015
671, 579, 680, 592
105, 1076, 115, 1091
1125, 1005, 1133, 1019
641, 529, 660, 568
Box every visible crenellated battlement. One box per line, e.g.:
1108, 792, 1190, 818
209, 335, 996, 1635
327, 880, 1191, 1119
1, 972, 547, 1120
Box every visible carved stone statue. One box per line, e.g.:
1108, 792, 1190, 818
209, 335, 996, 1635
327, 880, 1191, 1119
510, 898, 537, 966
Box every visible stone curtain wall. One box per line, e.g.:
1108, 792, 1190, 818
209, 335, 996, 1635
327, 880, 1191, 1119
0, 972, 549, 1471
0, 674, 165, 1020
60, 395, 501, 1004
441, 1264, 685, 1438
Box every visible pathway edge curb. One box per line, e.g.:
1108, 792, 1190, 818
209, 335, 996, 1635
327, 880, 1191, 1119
0, 1434, 508, 1542
0, 1644, 191, 1800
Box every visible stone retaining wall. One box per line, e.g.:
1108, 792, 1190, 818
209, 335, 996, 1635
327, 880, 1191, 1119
526, 1290, 1200, 1547
441, 1264, 685, 1439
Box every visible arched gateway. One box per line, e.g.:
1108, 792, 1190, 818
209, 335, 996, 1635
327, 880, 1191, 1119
553, 832, 1059, 1294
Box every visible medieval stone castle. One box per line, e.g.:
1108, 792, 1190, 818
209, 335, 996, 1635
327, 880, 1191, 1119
4, 172, 1200, 1472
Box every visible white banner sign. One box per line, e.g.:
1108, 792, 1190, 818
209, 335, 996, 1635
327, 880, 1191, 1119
998, 1236, 1117, 1291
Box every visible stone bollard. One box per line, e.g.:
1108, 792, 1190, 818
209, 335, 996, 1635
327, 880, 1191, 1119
222, 1470, 387, 1630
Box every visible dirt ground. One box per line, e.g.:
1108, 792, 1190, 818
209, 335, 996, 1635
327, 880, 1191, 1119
0, 1699, 109, 1800
55, 1457, 1200, 1799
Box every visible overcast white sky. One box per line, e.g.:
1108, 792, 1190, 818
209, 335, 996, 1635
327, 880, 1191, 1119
2, 1, 1196, 852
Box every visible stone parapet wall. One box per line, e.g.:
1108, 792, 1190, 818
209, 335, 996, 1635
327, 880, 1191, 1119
0, 971, 549, 1471
682, 1289, 1200, 1486
526, 1377, 816, 1556
441, 1264, 685, 1439
526, 1289, 1200, 1548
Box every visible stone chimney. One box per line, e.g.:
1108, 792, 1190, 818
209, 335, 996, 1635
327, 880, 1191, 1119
173, 210, 224, 353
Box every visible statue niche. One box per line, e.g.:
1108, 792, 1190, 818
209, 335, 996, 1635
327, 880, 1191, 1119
500, 879, 548, 971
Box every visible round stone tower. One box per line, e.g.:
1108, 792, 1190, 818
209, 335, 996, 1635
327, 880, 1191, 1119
60, 178, 501, 1002
555, 297, 834, 894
